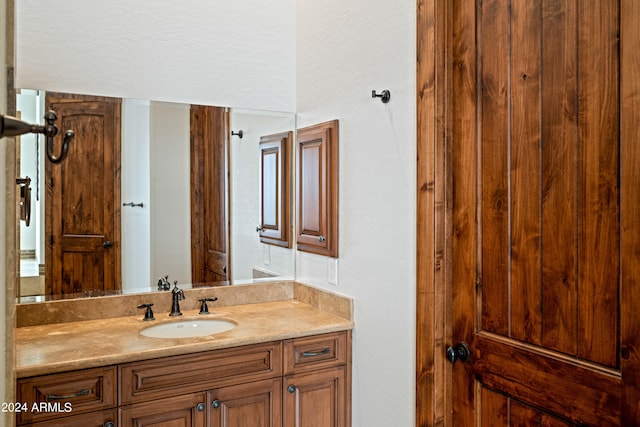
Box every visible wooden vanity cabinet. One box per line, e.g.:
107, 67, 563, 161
17, 331, 351, 427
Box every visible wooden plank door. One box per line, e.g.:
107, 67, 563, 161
190, 105, 230, 284
45, 93, 121, 298
446, 0, 640, 425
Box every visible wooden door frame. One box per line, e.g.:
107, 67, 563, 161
416, 0, 640, 425
416, 0, 451, 425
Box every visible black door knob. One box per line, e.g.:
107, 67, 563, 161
446, 342, 471, 364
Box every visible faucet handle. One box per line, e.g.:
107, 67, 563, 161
137, 303, 155, 321
198, 297, 218, 315
157, 275, 171, 291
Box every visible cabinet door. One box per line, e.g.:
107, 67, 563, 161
284, 366, 349, 427
119, 392, 206, 427
296, 120, 338, 257
208, 378, 282, 427
259, 131, 292, 248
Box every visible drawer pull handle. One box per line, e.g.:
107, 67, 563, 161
212, 399, 221, 409
302, 348, 331, 357
47, 388, 90, 400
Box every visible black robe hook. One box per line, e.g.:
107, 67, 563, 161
371, 89, 391, 103
43, 110, 74, 164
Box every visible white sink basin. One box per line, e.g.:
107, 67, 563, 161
140, 319, 236, 339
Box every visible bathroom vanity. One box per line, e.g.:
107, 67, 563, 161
14, 282, 353, 427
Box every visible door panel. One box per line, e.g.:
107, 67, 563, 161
449, 0, 637, 425
481, 387, 576, 427
190, 105, 230, 283
45, 94, 121, 298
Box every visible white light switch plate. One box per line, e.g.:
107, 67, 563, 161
263, 245, 271, 265
328, 258, 338, 285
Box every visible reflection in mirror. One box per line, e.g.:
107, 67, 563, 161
16, 90, 296, 303
230, 110, 295, 282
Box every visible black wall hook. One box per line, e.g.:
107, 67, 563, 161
231, 130, 244, 138
372, 89, 391, 103
43, 110, 74, 164
0, 109, 74, 164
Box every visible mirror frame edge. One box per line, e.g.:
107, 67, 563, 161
4, 0, 18, 420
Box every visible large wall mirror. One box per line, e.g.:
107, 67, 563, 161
16, 90, 296, 303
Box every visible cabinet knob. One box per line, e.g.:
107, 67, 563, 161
287, 385, 296, 393
212, 399, 221, 409
197, 402, 206, 412
318, 235, 326, 243
104, 422, 115, 427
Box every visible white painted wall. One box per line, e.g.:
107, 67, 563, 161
121, 99, 152, 293
229, 110, 296, 282
149, 102, 192, 287
296, 1, 417, 425
15, 0, 296, 112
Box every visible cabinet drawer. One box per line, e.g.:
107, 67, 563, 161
119, 341, 282, 405
25, 409, 116, 427
17, 366, 116, 425
284, 332, 348, 374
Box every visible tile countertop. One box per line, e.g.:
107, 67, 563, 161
16, 294, 354, 378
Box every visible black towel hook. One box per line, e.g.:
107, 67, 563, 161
372, 89, 391, 103
43, 110, 74, 164
231, 130, 244, 138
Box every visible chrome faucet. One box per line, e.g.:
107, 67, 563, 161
170, 281, 185, 316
